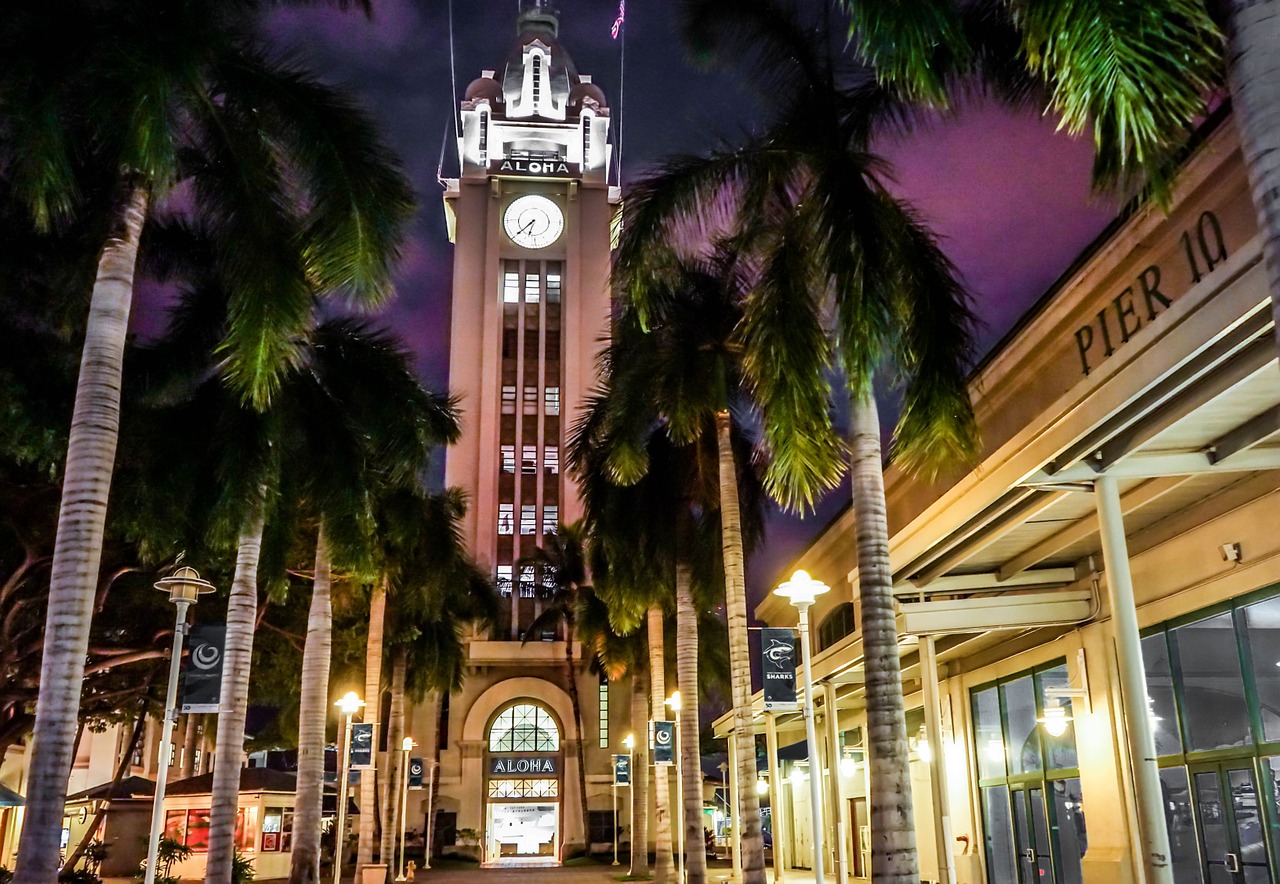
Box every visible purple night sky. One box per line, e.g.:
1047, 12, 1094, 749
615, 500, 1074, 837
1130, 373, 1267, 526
133, 1, 1121, 609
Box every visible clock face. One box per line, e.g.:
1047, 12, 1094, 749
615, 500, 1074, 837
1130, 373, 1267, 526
504, 195, 564, 249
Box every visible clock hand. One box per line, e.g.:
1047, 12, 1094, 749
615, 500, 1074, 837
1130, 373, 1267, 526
520, 218, 537, 236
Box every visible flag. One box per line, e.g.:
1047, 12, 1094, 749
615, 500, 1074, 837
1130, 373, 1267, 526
180, 624, 225, 714
611, 0, 626, 39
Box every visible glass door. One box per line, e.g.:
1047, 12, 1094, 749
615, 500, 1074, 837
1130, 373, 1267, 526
1190, 762, 1271, 883
1011, 784, 1053, 883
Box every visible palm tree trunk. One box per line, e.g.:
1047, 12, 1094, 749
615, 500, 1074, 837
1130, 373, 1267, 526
290, 527, 333, 884
180, 713, 200, 779
380, 648, 407, 872
715, 410, 766, 884
206, 509, 267, 884
357, 578, 386, 877
674, 562, 707, 884
562, 617, 591, 855
629, 671, 650, 878
851, 393, 918, 883
1225, 1, 1280, 348
13, 182, 149, 884
646, 604, 675, 884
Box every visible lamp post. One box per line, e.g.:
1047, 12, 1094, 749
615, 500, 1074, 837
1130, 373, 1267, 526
144, 566, 215, 884
333, 692, 364, 884
775, 570, 829, 884
396, 737, 416, 882
423, 758, 438, 870
666, 691, 685, 882
623, 733, 635, 866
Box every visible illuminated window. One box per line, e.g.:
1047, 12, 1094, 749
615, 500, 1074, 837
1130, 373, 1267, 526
522, 445, 538, 474
531, 54, 542, 105
497, 565, 513, 597
498, 504, 514, 535
546, 266, 562, 303
525, 273, 541, 303
581, 116, 592, 165
488, 779, 559, 799
545, 387, 560, 416
501, 385, 516, 415
479, 108, 490, 163
598, 678, 609, 748
545, 446, 559, 474
520, 504, 537, 535
501, 445, 515, 473
503, 271, 520, 304
524, 386, 538, 415
488, 703, 560, 751
519, 565, 536, 598
542, 505, 558, 533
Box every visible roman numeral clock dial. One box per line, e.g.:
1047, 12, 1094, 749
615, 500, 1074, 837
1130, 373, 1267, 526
503, 194, 564, 249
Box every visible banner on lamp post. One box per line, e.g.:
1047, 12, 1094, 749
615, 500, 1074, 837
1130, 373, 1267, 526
761, 626, 799, 710
180, 624, 225, 714
349, 723, 375, 769
651, 720, 675, 766
409, 757, 425, 788
613, 754, 630, 786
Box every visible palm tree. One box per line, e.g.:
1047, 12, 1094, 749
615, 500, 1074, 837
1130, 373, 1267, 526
2, 3, 413, 878
614, 5, 980, 882
356, 579, 386, 877
521, 522, 593, 856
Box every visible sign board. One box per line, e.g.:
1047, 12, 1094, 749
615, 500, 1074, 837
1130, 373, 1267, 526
489, 755, 559, 776
349, 723, 375, 769
180, 624, 225, 713
651, 721, 675, 766
761, 627, 799, 710
488, 157, 582, 179
613, 754, 630, 786
409, 757, 426, 788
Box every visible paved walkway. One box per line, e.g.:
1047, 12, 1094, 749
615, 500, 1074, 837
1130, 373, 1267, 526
405, 864, 832, 883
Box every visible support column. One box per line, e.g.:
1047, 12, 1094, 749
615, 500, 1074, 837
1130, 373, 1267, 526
728, 732, 743, 881
1095, 475, 1174, 883
822, 684, 850, 884
919, 635, 955, 884
764, 713, 787, 884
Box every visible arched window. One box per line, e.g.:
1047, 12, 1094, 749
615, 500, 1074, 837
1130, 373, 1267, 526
489, 703, 560, 752
817, 602, 855, 652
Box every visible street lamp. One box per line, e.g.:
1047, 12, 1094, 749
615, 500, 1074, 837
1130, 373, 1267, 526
423, 756, 438, 871
775, 569, 829, 884
396, 737, 417, 882
333, 691, 364, 884
666, 691, 685, 882
623, 734, 635, 866
144, 566, 215, 884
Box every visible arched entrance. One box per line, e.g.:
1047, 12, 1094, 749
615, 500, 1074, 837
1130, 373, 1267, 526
484, 701, 562, 863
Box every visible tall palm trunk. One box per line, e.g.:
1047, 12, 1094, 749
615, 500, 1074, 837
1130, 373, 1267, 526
357, 579, 386, 876
562, 613, 591, 854
646, 604, 675, 884
674, 562, 707, 884
851, 393, 918, 883
13, 183, 149, 884
180, 713, 201, 779
629, 671, 651, 878
290, 527, 333, 884
715, 410, 766, 884
380, 648, 407, 873
1225, 2, 1280, 345
422, 690, 441, 861
206, 510, 267, 884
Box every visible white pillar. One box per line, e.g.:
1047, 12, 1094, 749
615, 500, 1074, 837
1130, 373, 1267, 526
796, 605, 826, 884
764, 713, 787, 884
1095, 475, 1174, 883
919, 635, 955, 884
821, 684, 850, 884
728, 732, 743, 881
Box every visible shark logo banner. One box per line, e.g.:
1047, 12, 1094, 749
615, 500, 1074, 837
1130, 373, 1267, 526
613, 754, 630, 786
651, 720, 675, 766
180, 624, 225, 714
409, 757, 425, 788
350, 723, 375, 769
762, 627, 798, 710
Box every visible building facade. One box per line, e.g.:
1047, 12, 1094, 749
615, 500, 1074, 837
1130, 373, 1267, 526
717, 113, 1280, 884
410, 1, 625, 864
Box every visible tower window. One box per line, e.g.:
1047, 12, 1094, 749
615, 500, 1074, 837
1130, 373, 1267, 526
523, 386, 538, 415
501, 385, 517, 415
522, 445, 537, 474
519, 565, 536, 597
497, 565, 513, 596
501, 445, 515, 473
545, 446, 559, 474
479, 108, 490, 163
525, 273, 541, 303
503, 270, 520, 304
546, 269, 562, 303
520, 504, 537, 535
545, 387, 560, 416
598, 678, 609, 748
543, 505, 559, 532
531, 54, 542, 106
581, 116, 592, 165
498, 504, 515, 535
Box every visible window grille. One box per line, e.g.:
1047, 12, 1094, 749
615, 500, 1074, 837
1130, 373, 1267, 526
488, 703, 559, 751
525, 273, 541, 303
545, 387, 561, 416
545, 446, 560, 474
519, 565, 536, 598
501, 445, 516, 473
498, 504, 515, 535
543, 505, 559, 533
501, 385, 517, 414
488, 779, 559, 799
598, 678, 609, 747
522, 445, 538, 474
479, 109, 490, 163
503, 271, 520, 304
520, 504, 537, 535
546, 266, 562, 303
531, 55, 542, 106
496, 565, 513, 597
524, 386, 539, 416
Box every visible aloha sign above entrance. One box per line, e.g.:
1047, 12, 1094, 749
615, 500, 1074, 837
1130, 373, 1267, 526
488, 158, 581, 179
489, 755, 559, 776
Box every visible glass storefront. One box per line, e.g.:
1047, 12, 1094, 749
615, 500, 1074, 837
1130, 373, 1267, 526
485, 702, 562, 861
971, 661, 1086, 884
1142, 589, 1280, 882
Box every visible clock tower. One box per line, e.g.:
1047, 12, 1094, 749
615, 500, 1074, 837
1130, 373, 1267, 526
427, 0, 621, 865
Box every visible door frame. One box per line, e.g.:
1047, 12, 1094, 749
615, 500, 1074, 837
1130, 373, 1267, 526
1187, 758, 1275, 883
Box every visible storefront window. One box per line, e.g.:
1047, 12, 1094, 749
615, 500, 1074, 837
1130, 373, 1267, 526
186, 809, 211, 852
1142, 634, 1183, 755
1050, 778, 1087, 884
1242, 596, 1280, 743
972, 687, 1005, 780
1158, 767, 1203, 884
1000, 676, 1042, 775
980, 785, 1016, 882
1171, 612, 1251, 751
